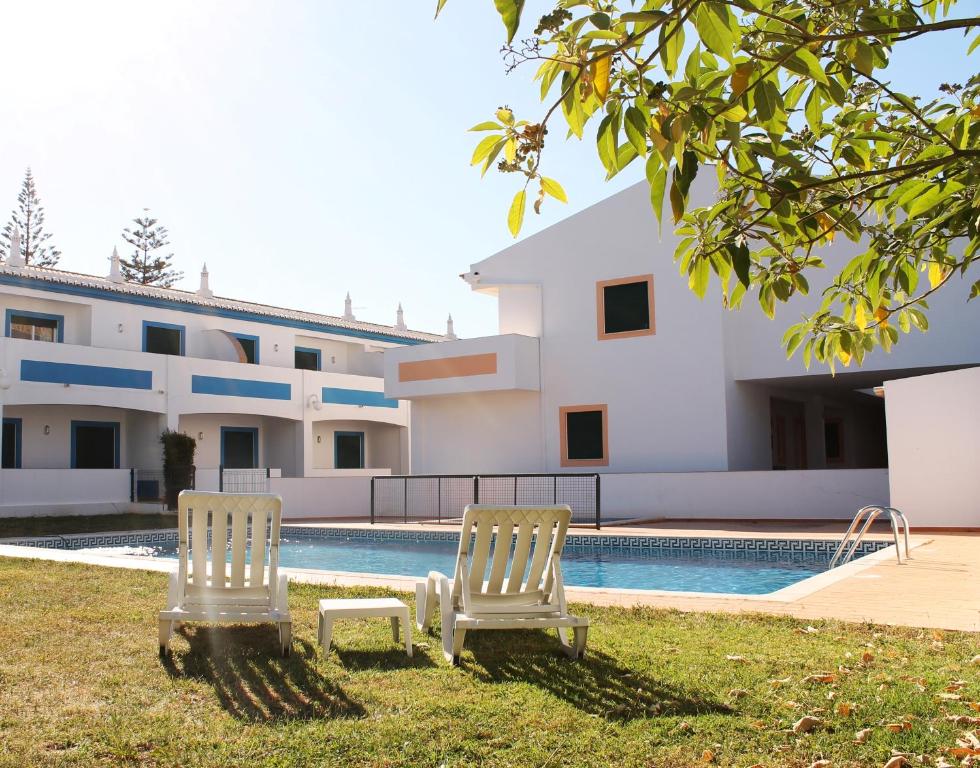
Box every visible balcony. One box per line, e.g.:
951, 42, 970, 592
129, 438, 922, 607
384, 334, 539, 399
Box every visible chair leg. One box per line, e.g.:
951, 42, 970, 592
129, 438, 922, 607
446, 627, 466, 666
402, 610, 413, 658
390, 616, 400, 643
558, 626, 589, 659
320, 618, 333, 657
416, 579, 436, 633
573, 626, 588, 659
158, 619, 173, 655
279, 621, 292, 658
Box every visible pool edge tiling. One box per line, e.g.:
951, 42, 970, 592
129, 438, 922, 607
0, 524, 895, 597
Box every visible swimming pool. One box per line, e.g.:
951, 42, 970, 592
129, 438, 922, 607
7, 527, 889, 595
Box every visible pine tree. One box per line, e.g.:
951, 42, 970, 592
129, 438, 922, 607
0, 168, 61, 267
120, 210, 182, 287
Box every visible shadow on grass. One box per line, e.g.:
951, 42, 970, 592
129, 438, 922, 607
333, 645, 436, 671
465, 630, 731, 721
161, 625, 365, 722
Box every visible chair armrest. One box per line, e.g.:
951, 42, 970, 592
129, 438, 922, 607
551, 557, 568, 615
276, 572, 290, 614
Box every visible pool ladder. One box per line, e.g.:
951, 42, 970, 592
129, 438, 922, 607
828, 505, 911, 569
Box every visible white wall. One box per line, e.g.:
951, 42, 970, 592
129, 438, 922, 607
3, 404, 131, 469
409, 391, 543, 474
0, 293, 92, 345
310, 419, 404, 472
0, 468, 134, 516
269, 475, 372, 519
602, 469, 890, 521
884, 367, 980, 528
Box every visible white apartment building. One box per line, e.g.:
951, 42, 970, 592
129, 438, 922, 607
0, 249, 445, 513
384, 178, 979, 524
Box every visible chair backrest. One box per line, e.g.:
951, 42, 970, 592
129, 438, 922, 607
451, 504, 571, 604
177, 491, 283, 592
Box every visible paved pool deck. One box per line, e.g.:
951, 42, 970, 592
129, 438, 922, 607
1, 520, 976, 632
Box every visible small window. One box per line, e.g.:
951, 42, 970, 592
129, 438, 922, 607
334, 431, 364, 469
559, 405, 608, 467
6, 310, 62, 342
596, 275, 655, 339
295, 347, 321, 371
71, 421, 120, 469
143, 322, 184, 356
824, 417, 844, 464
233, 334, 259, 364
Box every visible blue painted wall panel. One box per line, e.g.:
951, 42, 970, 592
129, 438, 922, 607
321, 387, 398, 408
21, 360, 153, 390
192, 375, 291, 400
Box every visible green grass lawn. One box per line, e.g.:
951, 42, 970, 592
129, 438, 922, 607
0, 512, 177, 539
0, 557, 976, 768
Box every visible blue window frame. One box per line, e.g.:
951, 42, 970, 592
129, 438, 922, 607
220, 426, 259, 469
2, 417, 22, 469
142, 320, 185, 356
5, 309, 64, 342
70, 420, 121, 469
334, 431, 365, 469
295, 346, 321, 371
231, 332, 260, 364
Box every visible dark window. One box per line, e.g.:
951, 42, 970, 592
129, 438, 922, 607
72, 423, 118, 469
144, 324, 183, 356
566, 410, 604, 461
2, 420, 21, 468
295, 348, 320, 371
9, 313, 59, 342
602, 280, 650, 335
222, 429, 257, 469
824, 419, 844, 463
236, 336, 257, 364
335, 432, 364, 469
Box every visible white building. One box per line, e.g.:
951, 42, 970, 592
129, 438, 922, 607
384, 178, 979, 524
0, 249, 445, 513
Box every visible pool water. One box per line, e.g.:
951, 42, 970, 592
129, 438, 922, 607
137, 534, 837, 595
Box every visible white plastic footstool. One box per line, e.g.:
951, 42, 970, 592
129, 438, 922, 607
317, 598, 413, 657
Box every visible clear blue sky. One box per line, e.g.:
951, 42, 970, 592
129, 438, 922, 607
0, 2, 973, 338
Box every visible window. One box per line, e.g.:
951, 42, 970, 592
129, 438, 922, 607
232, 333, 259, 364
2, 418, 22, 469
142, 321, 185, 356
596, 275, 655, 339
5, 309, 63, 343
221, 427, 258, 469
295, 346, 321, 371
334, 431, 364, 469
824, 417, 845, 464
71, 421, 120, 469
559, 405, 608, 467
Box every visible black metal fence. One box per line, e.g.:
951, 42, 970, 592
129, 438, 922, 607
219, 467, 271, 493
370, 474, 601, 528
131, 467, 196, 507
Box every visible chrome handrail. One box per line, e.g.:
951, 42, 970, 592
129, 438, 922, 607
829, 505, 910, 569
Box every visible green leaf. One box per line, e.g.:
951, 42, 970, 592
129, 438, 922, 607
669, 178, 685, 224
693, 2, 736, 63
648, 161, 667, 233
596, 113, 618, 174
624, 106, 648, 156
507, 189, 526, 237
470, 134, 502, 166
492, 0, 524, 44
729, 242, 750, 287
540, 177, 567, 203
434, 0, 448, 19
689, 256, 710, 298
659, 17, 685, 77
469, 121, 503, 132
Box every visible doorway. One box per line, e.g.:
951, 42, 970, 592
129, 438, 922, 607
770, 399, 807, 470
221, 427, 258, 469
71, 421, 120, 469
334, 431, 365, 469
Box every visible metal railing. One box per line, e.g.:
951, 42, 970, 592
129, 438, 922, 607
829, 505, 911, 569
131, 466, 196, 508
220, 467, 271, 493
370, 473, 601, 528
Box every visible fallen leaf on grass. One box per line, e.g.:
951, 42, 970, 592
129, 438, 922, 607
793, 715, 823, 734
862, 651, 875, 663
854, 728, 873, 744
884, 722, 911, 733
969, 654, 980, 666
728, 688, 749, 699
808, 761, 831, 768
726, 654, 749, 663
936, 692, 962, 701
945, 715, 980, 726
803, 673, 837, 684
882, 756, 909, 768
837, 702, 856, 716
968, 702, 980, 712
947, 747, 980, 758
782, 700, 802, 710
749, 720, 767, 730
770, 677, 792, 688
795, 625, 820, 635
701, 749, 715, 763
945, 680, 968, 691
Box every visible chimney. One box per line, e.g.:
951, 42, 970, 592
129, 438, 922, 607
108, 246, 123, 282
445, 313, 457, 340
7, 225, 24, 267
395, 302, 407, 331
198, 263, 213, 298
343, 292, 355, 321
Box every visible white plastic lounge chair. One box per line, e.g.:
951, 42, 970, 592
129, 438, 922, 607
416, 504, 589, 665
158, 491, 291, 657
